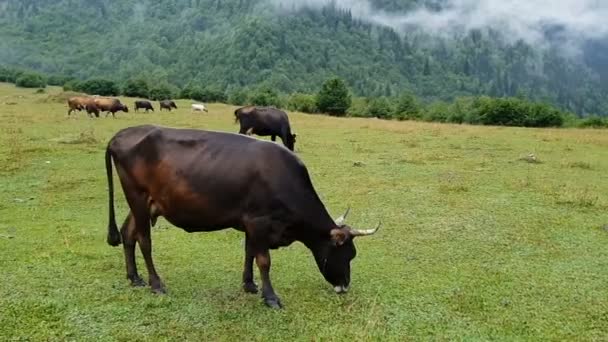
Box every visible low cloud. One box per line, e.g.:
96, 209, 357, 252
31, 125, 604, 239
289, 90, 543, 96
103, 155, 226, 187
270, 0, 608, 52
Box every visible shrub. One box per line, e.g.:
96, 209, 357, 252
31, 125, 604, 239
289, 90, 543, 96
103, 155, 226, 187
78, 78, 119, 96
367, 97, 393, 119
149, 84, 176, 101
250, 86, 283, 107
47, 74, 74, 86
394, 92, 421, 120
471, 97, 565, 127
423, 101, 451, 122
578, 116, 608, 128
228, 89, 249, 106
523, 103, 564, 127
0, 67, 22, 83
63, 80, 81, 92
346, 97, 371, 117
200, 87, 227, 103
15, 72, 46, 88
287, 93, 318, 113
123, 78, 150, 98
316, 77, 351, 116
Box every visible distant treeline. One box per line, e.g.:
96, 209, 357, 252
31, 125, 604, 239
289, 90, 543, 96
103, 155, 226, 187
2, 66, 606, 129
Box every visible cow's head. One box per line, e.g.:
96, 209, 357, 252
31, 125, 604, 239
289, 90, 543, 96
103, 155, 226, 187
321, 208, 380, 294
122, 104, 129, 113
171, 101, 177, 109
286, 134, 297, 151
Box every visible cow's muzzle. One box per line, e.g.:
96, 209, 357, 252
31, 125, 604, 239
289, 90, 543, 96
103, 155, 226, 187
334, 285, 349, 294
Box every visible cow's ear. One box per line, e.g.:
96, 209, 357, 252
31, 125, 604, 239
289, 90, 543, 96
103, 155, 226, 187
292, 134, 297, 139
330, 228, 348, 246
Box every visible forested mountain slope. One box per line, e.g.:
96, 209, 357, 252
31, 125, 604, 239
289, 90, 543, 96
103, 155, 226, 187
0, 0, 606, 115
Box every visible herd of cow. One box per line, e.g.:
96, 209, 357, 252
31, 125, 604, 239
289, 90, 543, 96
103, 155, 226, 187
67, 96, 185, 117
96, 97, 379, 309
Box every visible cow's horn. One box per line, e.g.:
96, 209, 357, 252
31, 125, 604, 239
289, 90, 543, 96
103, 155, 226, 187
335, 207, 351, 226
350, 221, 381, 237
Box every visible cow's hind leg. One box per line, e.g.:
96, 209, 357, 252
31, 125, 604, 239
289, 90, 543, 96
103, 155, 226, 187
242, 234, 258, 294
116, 166, 165, 294
271, 135, 276, 142
121, 212, 145, 287
136, 212, 165, 294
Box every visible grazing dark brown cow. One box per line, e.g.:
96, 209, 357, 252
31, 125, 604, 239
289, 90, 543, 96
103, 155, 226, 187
159, 100, 177, 111
134, 100, 154, 113
105, 125, 379, 309
235, 106, 297, 151
95, 98, 129, 118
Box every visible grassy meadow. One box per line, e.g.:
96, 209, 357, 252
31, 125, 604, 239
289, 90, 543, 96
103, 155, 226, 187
1, 82, 608, 340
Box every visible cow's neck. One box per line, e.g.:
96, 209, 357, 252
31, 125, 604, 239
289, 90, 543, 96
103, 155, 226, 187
303, 239, 332, 272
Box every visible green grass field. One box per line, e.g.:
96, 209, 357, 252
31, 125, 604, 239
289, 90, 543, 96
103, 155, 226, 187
1, 83, 608, 341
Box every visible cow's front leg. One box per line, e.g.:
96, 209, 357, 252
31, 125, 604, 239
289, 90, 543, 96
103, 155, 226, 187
242, 235, 258, 294
255, 250, 282, 309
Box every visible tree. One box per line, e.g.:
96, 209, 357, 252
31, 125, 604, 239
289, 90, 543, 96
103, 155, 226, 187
123, 78, 150, 98
316, 77, 351, 116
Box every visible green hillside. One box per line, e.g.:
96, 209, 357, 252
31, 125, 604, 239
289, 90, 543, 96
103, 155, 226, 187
1, 0, 606, 115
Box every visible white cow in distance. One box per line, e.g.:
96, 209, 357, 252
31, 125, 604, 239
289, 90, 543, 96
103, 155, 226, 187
191, 103, 208, 112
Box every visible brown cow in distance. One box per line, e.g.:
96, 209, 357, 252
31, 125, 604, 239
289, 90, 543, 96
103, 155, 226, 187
67, 96, 95, 116
105, 125, 380, 308
95, 98, 129, 118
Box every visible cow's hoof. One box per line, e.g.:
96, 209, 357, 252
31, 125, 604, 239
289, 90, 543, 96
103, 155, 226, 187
243, 282, 258, 294
129, 276, 146, 287
264, 297, 283, 309
151, 284, 167, 295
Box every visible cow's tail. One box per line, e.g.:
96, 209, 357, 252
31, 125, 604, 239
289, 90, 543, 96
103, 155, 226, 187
106, 146, 122, 246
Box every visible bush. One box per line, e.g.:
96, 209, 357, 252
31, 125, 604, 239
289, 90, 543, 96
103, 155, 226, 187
123, 78, 150, 98
250, 86, 283, 107
524, 102, 564, 127
472, 97, 564, 127
287, 93, 318, 113
316, 77, 351, 116
63, 80, 81, 92
200, 87, 227, 103
180, 85, 226, 103
228, 89, 249, 106
423, 101, 451, 122
0, 67, 23, 83
78, 78, 119, 96
474, 97, 526, 126
15, 72, 46, 88
346, 97, 371, 117
179, 84, 198, 99
368, 97, 393, 119
149, 84, 176, 101
47, 74, 74, 86
394, 92, 421, 120
578, 116, 608, 128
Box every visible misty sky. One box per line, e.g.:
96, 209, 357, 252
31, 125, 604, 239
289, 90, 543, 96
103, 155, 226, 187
270, 0, 608, 51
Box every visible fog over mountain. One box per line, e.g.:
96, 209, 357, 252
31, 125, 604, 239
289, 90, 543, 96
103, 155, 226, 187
271, 0, 608, 54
